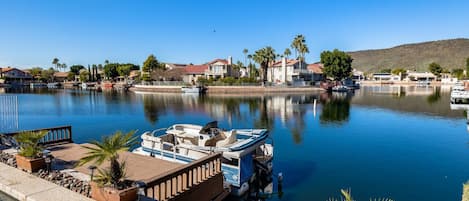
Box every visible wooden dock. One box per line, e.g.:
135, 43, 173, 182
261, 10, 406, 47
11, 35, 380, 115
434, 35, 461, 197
2, 126, 229, 201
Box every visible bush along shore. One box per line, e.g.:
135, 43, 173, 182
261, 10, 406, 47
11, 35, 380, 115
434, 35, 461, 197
0, 151, 91, 197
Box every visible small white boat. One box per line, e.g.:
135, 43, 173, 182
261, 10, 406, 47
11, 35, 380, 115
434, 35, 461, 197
181, 86, 205, 93
451, 82, 469, 104
81, 82, 96, 89
132, 121, 274, 196
332, 85, 350, 92
30, 82, 47, 88
47, 82, 61, 88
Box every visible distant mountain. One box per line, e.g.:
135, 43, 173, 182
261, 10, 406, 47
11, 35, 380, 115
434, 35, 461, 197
348, 38, 469, 73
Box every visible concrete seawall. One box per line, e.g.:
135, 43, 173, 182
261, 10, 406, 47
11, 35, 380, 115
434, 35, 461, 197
0, 163, 93, 201
131, 85, 324, 94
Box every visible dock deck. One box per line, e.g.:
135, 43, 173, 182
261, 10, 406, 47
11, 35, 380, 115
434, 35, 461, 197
48, 143, 182, 182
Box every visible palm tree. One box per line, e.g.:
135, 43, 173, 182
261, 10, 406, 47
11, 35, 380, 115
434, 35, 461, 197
327, 189, 393, 201
252, 46, 276, 86
61, 63, 67, 72
243, 49, 248, 67
52, 58, 59, 71
78, 131, 137, 188
104, 60, 109, 66
290, 35, 309, 69
284, 48, 291, 59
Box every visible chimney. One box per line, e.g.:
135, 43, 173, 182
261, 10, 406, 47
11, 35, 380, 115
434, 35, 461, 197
228, 56, 232, 65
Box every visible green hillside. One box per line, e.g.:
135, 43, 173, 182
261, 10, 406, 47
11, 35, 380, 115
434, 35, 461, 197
348, 38, 469, 73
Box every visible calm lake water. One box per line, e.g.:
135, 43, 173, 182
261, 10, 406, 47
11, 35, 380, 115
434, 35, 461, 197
1, 85, 468, 201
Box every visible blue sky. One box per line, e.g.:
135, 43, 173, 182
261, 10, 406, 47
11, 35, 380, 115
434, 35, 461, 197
1, 0, 469, 68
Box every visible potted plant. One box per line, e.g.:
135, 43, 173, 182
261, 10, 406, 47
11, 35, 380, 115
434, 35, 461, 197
78, 131, 138, 201
14, 131, 47, 172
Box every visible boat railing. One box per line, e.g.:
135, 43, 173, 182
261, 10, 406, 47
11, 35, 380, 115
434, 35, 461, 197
150, 128, 168, 137
3, 125, 73, 146
143, 153, 224, 201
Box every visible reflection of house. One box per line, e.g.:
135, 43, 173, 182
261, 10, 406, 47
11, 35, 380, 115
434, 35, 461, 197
0, 67, 33, 85
205, 57, 233, 79
441, 73, 458, 84
372, 73, 401, 81
307, 63, 324, 84
53, 72, 69, 82
183, 64, 208, 84
404, 72, 436, 81
267, 58, 311, 85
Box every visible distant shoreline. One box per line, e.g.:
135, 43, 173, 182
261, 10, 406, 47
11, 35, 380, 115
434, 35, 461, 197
130, 85, 324, 94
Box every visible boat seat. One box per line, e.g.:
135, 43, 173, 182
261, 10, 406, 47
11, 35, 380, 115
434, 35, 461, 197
216, 130, 237, 147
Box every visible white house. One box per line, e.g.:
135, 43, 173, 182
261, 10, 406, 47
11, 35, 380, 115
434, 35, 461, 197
267, 58, 311, 85
205, 57, 233, 79
371, 73, 401, 81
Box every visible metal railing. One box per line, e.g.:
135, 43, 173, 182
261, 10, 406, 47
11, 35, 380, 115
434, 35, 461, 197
4, 125, 73, 146
143, 153, 222, 201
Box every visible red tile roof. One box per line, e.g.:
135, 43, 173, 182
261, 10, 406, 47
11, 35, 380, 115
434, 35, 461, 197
53, 72, 69, 78
184, 64, 208, 74
271, 59, 300, 67
307, 63, 324, 74
0, 67, 15, 73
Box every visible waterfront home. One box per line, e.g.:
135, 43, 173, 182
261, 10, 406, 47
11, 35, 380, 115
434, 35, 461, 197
404, 72, 436, 82
267, 58, 311, 85
441, 73, 458, 84
205, 57, 233, 79
371, 73, 401, 81
0, 67, 33, 85
183, 64, 209, 84
307, 62, 324, 84
53, 72, 69, 82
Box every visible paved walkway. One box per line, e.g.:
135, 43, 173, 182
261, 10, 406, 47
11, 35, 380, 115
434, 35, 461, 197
0, 162, 93, 201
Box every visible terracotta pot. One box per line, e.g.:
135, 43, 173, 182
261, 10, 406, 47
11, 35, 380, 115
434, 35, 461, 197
15, 154, 46, 173
91, 182, 138, 201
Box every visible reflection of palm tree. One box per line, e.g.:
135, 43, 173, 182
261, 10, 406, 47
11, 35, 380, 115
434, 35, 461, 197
427, 87, 441, 104
320, 95, 351, 124
289, 111, 306, 144
254, 97, 274, 131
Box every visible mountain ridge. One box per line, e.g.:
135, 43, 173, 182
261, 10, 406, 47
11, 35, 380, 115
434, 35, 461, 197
347, 38, 469, 73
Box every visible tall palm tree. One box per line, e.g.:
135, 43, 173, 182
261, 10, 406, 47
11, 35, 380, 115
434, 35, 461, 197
61, 63, 67, 72
78, 131, 137, 188
290, 35, 309, 69
52, 58, 59, 71
243, 49, 248, 67
253, 46, 276, 86
104, 60, 109, 65
284, 48, 291, 59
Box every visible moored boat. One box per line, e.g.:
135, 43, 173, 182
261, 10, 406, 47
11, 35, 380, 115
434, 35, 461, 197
181, 86, 205, 93
132, 121, 274, 196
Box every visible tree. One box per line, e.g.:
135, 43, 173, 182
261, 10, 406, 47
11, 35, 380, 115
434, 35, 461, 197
78, 131, 137, 189
117, 64, 132, 78
67, 72, 76, 81
253, 46, 276, 85
243, 49, 248, 66
428, 62, 443, 77
290, 34, 309, 69
320, 49, 353, 81
466, 57, 469, 77
40, 68, 56, 82
52, 58, 59, 71
143, 54, 162, 73
284, 48, 291, 59
70, 65, 85, 74
79, 70, 90, 82
452, 68, 464, 79
29, 67, 43, 78
380, 68, 392, 73
104, 63, 119, 79
391, 68, 406, 75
